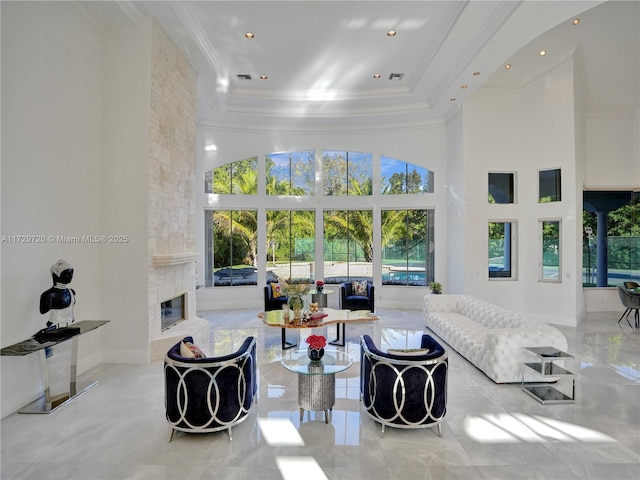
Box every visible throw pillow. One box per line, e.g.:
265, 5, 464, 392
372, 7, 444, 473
271, 282, 283, 298
180, 340, 206, 359
387, 348, 430, 356
352, 280, 368, 296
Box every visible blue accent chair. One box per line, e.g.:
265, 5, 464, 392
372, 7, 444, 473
339, 282, 375, 312
164, 336, 257, 442
264, 284, 288, 311
360, 334, 448, 437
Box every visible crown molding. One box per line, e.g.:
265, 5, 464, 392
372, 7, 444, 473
427, 1, 523, 107
408, 1, 469, 92
170, 2, 228, 79
197, 118, 445, 135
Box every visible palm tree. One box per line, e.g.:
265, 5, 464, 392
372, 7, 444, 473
211, 160, 259, 267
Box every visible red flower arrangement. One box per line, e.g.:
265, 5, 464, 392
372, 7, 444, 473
315, 280, 324, 287
305, 334, 327, 349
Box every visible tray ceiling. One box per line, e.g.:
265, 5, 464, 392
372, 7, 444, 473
85, 1, 638, 128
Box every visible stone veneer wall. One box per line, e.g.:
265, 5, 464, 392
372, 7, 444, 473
147, 21, 199, 347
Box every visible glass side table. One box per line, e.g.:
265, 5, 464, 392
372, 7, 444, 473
281, 349, 352, 423
521, 347, 575, 404
310, 289, 334, 309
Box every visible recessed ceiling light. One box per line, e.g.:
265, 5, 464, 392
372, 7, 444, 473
387, 30, 397, 37
505, 64, 512, 70
373, 74, 381, 79
473, 72, 480, 76
461, 84, 468, 89
205, 144, 218, 152
572, 18, 580, 25
260, 75, 268, 80
450, 98, 456, 102
245, 32, 255, 39
539, 50, 547, 56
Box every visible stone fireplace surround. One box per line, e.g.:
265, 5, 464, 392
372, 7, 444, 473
146, 22, 207, 362
149, 253, 208, 362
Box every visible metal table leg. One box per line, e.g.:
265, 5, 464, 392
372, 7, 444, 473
328, 322, 345, 347
19, 337, 97, 414
282, 328, 297, 350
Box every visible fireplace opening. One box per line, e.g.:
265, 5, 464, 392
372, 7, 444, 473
161, 294, 185, 331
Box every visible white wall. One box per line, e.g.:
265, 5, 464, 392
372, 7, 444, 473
195, 123, 449, 311
573, 54, 588, 323
0, 3, 160, 417
100, 19, 152, 364
462, 60, 581, 326
585, 114, 639, 188
1, 2, 105, 416
445, 112, 465, 294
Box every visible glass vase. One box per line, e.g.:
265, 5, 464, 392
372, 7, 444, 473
289, 295, 304, 320
307, 346, 325, 362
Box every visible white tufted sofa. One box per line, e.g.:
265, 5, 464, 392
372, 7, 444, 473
423, 294, 568, 383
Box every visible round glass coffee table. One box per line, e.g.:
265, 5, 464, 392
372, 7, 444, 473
281, 349, 353, 423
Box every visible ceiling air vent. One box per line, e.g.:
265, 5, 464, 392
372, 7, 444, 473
388, 73, 404, 80
237, 74, 252, 80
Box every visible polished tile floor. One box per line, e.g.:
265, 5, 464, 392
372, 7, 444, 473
1, 308, 639, 479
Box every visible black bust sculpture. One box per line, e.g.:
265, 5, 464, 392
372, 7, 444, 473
39, 259, 76, 328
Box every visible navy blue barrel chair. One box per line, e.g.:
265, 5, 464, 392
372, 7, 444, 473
360, 334, 448, 437
164, 336, 257, 441
264, 284, 288, 311
339, 282, 375, 312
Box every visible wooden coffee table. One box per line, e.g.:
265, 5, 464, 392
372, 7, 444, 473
258, 308, 379, 349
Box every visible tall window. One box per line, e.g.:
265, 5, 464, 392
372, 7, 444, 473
539, 169, 561, 202
488, 172, 515, 204
266, 151, 315, 195
381, 209, 434, 286
323, 210, 373, 283
323, 150, 373, 196
541, 220, 561, 282
206, 210, 258, 286
381, 156, 434, 194
205, 156, 258, 194
489, 221, 516, 278
266, 210, 315, 282
205, 150, 438, 288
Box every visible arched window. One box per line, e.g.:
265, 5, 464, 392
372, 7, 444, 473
266, 151, 315, 195
204, 150, 436, 288
381, 156, 434, 194
205, 156, 258, 194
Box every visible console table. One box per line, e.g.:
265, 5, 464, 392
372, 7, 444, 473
1, 320, 109, 414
